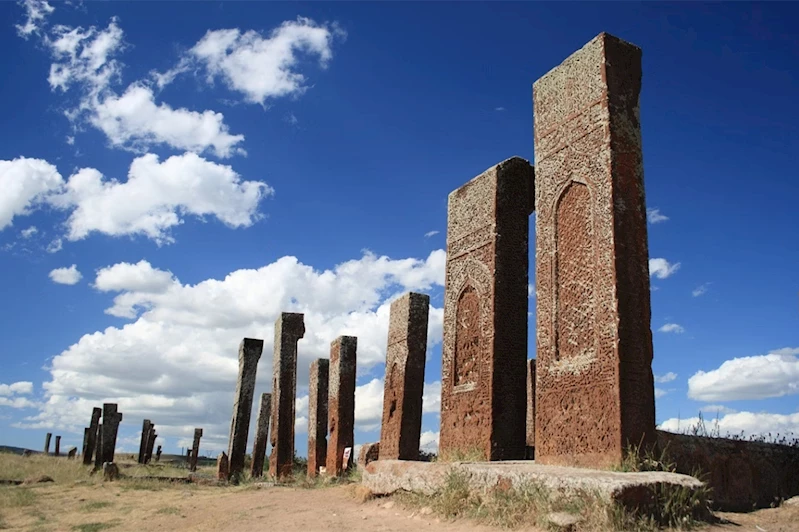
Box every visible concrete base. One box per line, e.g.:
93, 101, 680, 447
362, 460, 704, 512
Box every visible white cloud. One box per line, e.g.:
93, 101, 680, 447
0, 397, 38, 409
15, 0, 54, 39
494, 107, 505, 112
0, 157, 64, 231
39, 18, 245, 158
654, 372, 677, 383
687, 347, 799, 402
646, 208, 669, 224
658, 323, 685, 334
21, 226, 38, 238
420, 430, 439, 453
422, 381, 441, 415
692, 283, 710, 297
649, 258, 680, 279
0, 381, 34, 396
48, 152, 271, 244
49, 264, 82, 285
94, 260, 175, 295
66, 135, 75, 145
161, 18, 345, 106
424, 230, 439, 238
46, 238, 63, 254
18, 249, 446, 448
655, 388, 668, 399
699, 404, 738, 416
658, 409, 799, 441
285, 113, 299, 126
528, 284, 535, 298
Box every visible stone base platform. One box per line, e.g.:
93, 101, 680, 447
362, 460, 704, 512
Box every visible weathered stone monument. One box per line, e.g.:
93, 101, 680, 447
327, 336, 357, 476
138, 420, 152, 464
216, 452, 229, 481
100, 403, 123, 464
533, 32, 655, 467
251, 393, 272, 478
54, 435, 61, 457
526, 359, 536, 458
94, 423, 103, 469
380, 292, 430, 460
227, 337, 264, 480
43, 432, 51, 455
189, 428, 203, 472
144, 426, 157, 464
155, 445, 162, 462
439, 157, 533, 461
269, 313, 305, 479
67, 446, 77, 459
307, 358, 329, 477
358, 442, 380, 468
83, 407, 101, 465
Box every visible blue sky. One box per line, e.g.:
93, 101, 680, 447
1, 1, 797, 458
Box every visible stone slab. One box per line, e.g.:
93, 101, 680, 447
362, 460, 703, 512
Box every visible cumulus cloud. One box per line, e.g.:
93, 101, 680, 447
423, 381, 441, 414
0, 381, 37, 409
17, 250, 446, 450
49, 264, 82, 285
646, 208, 669, 224
687, 347, 799, 402
0, 157, 64, 231
420, 430, 440, 452
20, 226, 38, 238
15, 0, 54, 39
659, 409, 799, 440
658, 323, 685, 334
654, 372, 677, 383
655, 388, 668, 399
47, 152, 271, 244
649, 258, 680, 279
157, 18, 345, 106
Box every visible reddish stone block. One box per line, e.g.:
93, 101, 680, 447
526, 359, 536, 451
269, 313, 305, 479
380, 292, 430, 460
358, 442, 380, 468
307, 358, 329, 478
251, 393, 271, 478
439, 157, 533, 461
327, 336, 357, 476
533, 33, 655, 468
227, 338, 264, 479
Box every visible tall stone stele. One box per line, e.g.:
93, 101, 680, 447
190, 428, 203, 472
227, 337, 264, 480
327, 336, 357, 476
380, 292, 430, 460
100, 403, 122, 464
533, 32, 656, 468
250, 393, 271, 478
269, 313, 305, 479
439, 157, 533, 461
138, 419, 152, 464
83, 407, 102, 465
307, 358, 329, 478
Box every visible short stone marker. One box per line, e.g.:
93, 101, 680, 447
533, 32, 655, 468
439, 157, 533, 461
251, 393, 271, 478
189, 428, 203, 472
155, 445, 162, 462
269, 313, 305, 479
43, 433, 51, 455
216, 452, 229, 481
67, 447, 77, 459
54, 435, 61, 457
227, 337, 264, 480
327, 336, 357, 477
380, 292, 429, 460
358, 442, 380, 468
83, 407, 101, 465
102, 462, 119, 482
307, 358, 329, 478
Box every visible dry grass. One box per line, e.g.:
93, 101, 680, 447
437, 446, 486, 462
0, 453, 100, 486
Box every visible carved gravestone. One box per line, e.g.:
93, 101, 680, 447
144, 427, 157, 464
217, 452, 229, 481
54, 435, 61, 457
190, 428, 203, 472
326, 336, 357, 476
83, 407, 102, 465
227, 338, 263, 480
380, 292, 430, 460
251, 394, 271, 478
439, 157, 533, 461
269, 314, 305, 479
100, 403, 123, 465
533, 33, 656, 467
307, 359, 329, 478
138, 419, 152, 464
44, 433, 52, 455
155, 445, 162, 462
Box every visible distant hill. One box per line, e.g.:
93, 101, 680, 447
0, 445, 37, 455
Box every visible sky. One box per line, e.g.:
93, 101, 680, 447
1, 0, 798, 459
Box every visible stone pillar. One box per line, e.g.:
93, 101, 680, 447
217, 452, 229, 481
138, 419, 152, 464
84, 407, 101, 465
326, 336, 357, 476
526, 359, 536, 459
94, 423, 103, 469
227, 337, 264, 480
101, 403, 123, 464
190, 428, 203, 472
82, 428, 91, 461
439, 157, 533, 461
269, 314, 305, 479
250, 393, 271, 478
67, 447, 77, 459
43, 433, 52, 455
380, 292, 430, 460
533, 32, 656, 468
307, 359, 329, 477
55, 435, 61, 457
145, 427, 157, 463
155, 445, 162, 462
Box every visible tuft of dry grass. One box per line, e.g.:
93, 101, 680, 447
0, 453, 99, 486
437, 446, 487, 463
